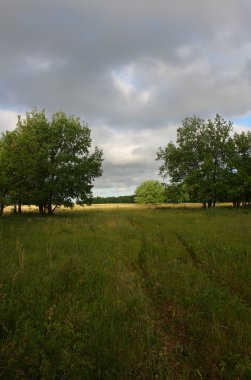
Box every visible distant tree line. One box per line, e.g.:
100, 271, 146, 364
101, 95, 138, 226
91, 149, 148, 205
157, 114, 251, 208
1, 111, 250, 214
0, 109, 103, 215
92, 195, 134, 204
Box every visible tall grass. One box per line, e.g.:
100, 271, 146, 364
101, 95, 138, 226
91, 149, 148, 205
0, 208, 250, 379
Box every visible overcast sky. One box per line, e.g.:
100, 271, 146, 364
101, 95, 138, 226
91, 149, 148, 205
1, 0, 251, 196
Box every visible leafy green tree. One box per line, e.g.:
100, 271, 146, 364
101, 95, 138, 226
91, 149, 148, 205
0, 137, 9, 215
134, 180, 165, 206
1, 109, 103, 215
164, 183, 189, 203
157, 114, 235, 207
226, 131, 251, 207
15, 109, 52, 213
1, 125, 43, 213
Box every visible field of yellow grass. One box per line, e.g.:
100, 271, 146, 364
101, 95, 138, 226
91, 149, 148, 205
3, 202, 233, 214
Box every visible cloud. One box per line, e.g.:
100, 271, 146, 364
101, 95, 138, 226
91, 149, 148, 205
0, 0, 251, 195
91, 123, 178, 195
0, 109, 19, 134
111, 64, 153, 105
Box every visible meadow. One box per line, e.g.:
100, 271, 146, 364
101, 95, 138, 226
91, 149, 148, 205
0, 207, 250, 379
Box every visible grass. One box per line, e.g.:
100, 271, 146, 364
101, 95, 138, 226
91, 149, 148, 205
0, 207, 250, 379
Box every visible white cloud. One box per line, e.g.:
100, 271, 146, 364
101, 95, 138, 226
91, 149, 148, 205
92, 122, 179, 195
111, 65, 153, 105
0, 109, 20, 134
111, 69, 135, 98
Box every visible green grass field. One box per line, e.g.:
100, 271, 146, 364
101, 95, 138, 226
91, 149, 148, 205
0, 208, 250, 379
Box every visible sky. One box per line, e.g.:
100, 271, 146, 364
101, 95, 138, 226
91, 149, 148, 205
1, 0, 251, 196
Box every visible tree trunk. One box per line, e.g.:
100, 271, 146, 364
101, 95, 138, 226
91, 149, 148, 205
47, 202, 52, 215
0, 203, 4, 216
39, 203, 45, 214
51, 205, 58, 215
202, 202, 206, 209
18, 200, 22, 214
13, 204, 17, 214
241, 201, 247, 209
207, 200, 212, 208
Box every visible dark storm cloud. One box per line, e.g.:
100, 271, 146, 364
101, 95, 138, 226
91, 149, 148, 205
1, 0, 251, 194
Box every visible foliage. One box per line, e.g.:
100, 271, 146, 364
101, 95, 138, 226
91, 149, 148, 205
226, 131, 251, 206
157, 114, 251, 207
134, 180, 165, 205
92, 195, 134, 204
164, 183, 189, 203
0, 109, 103, 214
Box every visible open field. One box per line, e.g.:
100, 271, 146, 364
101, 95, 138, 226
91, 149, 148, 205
3, 202, 234, 214
0, 208, 250, 379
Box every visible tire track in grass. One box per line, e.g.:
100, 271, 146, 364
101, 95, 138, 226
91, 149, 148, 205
128, 215, 202, 375
157, 230, 251, 379
173, 231, 251, 309
137, 227, 251, 379
173, 232, 201, 268
128, 213, 251, 378
172, 231, 251, 377
136, 234, 201, 379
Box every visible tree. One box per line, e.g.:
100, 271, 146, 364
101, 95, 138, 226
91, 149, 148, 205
134, 180, 165, 206
157, 114, 237, 207
226, 131, 251, 207
0, 109, 103, 215
0, 137, 9, 215
164, 183, 189, 203
0, 127, 39, 213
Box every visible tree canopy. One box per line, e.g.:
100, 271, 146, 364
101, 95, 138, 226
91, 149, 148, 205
0, 109, 103, 215
134, 180, 165, 206
157, 114, 251, 207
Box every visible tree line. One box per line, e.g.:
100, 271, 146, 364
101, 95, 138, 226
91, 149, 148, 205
0, 109, 103, 215
92, 195, 134, 204
1, 111, 250, 214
